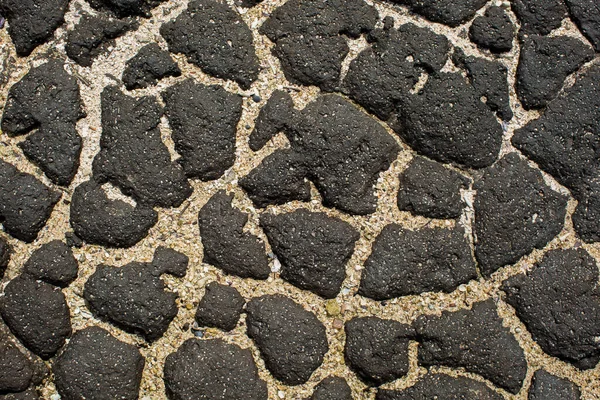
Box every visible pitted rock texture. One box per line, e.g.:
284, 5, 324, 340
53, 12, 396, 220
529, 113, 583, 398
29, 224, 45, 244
163, 338, 268, 400
151, 246, 189, 278
566, 0, 600, 52
246, 295, 328, 385
511, 0, 568, 36
503, 249, 600, 370
87, 0, 167, 18
0, 237, 11, 279
344, 317, 414, 386
387, 0, 488, 27
359, 225, 477, 300
309, 377, 352, 400
0, 388, 39, 400
415, 299, 528, 394
53, 326, 145, 400
22, 240, 78, 288
0, 335, 33, 394
469, 6, 515, 53
195, 282, 245, 331
160, 0, 259, 89
528, 370, 581, 400
260, 209, 359, 298
122, 44, 181, 90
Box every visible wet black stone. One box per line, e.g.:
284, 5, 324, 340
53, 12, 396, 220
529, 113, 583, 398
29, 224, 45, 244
195, 282, 245, 331
54, 326, 144, 400
87, 0, 166, 18
198, 191, 270, 280
503, 249, 600, 370
0, 237, 11, 280
93, 86, 192, 208
70, 180, 158, 248
151, 246, 189, 278
22, 240, 78, 288
389, 0, 488, 27
164, 338, 268, 400
160, 0, 259, 89
122, 44, 181, 90
469, 6, 515, 53
0, 0, 69, 56
0, 160, 61, 243
359, 225, 477, 300
0, 276, 71, 359
566, 0, 600, 52
260, 209, 359, 299
246, 294, 328, 385
0, 335, 33, 394
344, 317, 414, 386
396, 156, 470, 219
511, 0, 567, 36
529, 370, 581, 399
243, 93, 400, 215
66, 13, 139, 67
516, 35, 593, 109
162, 79, 242, 180
474, 153, 567, 276
260, 0, 378, 91
377, 373, 504, 400
415, 299, 528, 394
309, 377, 352, 400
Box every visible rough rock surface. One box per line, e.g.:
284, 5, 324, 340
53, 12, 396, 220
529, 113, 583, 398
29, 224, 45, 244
163, 338, 268, 400
414, 299, 528, 394
359, 225, 477, 300
22, 240, 78, 287
469, 6, 515, 53
0, 237, 11, 279
388, 0, 488, 27
473, 153, 567, 276
198, 191, 270, 279
0, 387, 39, 400
87, 0, 166, 18
528, 370, 581, 400
0, 335, 33, 394
195, 282, 245, 331
151, 246, 189, 278
503, 249, 600, 370
309, 377, 352, 400
246, 295, 328, 385
160, 0, 259, 89
260, 209, 359, 298
53, 326, 144, 400
122, 44, 181, 90
162, 80, 242, 180
566, 0, 600, 52
511, 0, 568, 36
344, 317, 414, 386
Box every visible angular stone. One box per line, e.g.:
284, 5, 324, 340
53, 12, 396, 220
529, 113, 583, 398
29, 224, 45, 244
195, 282, 245, 331
511, 0, 568, 36
87, 0, 166, 18
122, 44, 181, 90
151, 247, 189, 278
0, 335, 33, 394
0, 237, 11, 279
309, 377, 352, 400
566, 0, 600, 52
388, 0, 488, 27
469, 6, 515, 53
528, 370, 581, 400
23, 240, 78, 288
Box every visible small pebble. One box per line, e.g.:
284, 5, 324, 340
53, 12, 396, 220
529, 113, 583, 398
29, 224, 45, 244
252, 94, 261, 102
332, 319, 343, 329
326, 300, 340, 316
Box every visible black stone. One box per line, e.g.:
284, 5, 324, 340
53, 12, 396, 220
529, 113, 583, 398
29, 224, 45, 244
474, 153, 567, 276
528, 370, 581, 399
246, 294, 328, 385
0, 388, 39, 400
198, 191, 270, 280
236, 0, 263, 7
122, 44, 181, 90
87, 0, 166, 18
0, 276, 71, 359
164, 338, 268, 400
53, 326, 144, 400
22, 240, 78, 287
415, 299, 528, 394
260, 209, 359, 298
151, 246, 189, 278
64, 232, 83, 248
359, 225, 477, 300
160, 0, 259, 89
0, 335, 33, 394
344, 317, 414, 386
511, 0, 567, 36
516, 35, 593, 109
503, 249, 600, 370
469, 6, 515, 53
162, 80, 242, 180
310, 377, 352, 400
0, 237, 11, 279
566, 0, 600, 52
195, 282, 245, 331
388, 0, 488, 27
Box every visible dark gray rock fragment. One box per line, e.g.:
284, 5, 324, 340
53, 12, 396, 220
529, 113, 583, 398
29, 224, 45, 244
388, 0, 488, 27
511, 0, 567, 36
22, 240, 78, 287
469, 6, 515, 53
0, 387, 39, 400
87, 0, 166, 18
260, 209, 359, 298
415, 299, 528, 394
236, 0, 263, 6
528, 370, 581, 399
309, 377, 352, 400
122, 44, 181, 90
0, 335, 33, 394
566, 0, 600, 52
474, 153, 567, 276
151, 246, 188, 278
0, 237, 11, 279
246, 295, 328, 385
53, 326, 144, 400
163, 338, 268, 400
195, 282, 245, 331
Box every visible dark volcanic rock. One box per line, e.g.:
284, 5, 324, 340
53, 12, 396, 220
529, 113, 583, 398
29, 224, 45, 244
397, 156, 470, 219
359, 225, 477, 300
162, 80, 242, 180
344, 317, 414, 386
122, 44, 181, 90
0, 276, 71, 359
151, 246, 189, 278
566, 0, 600, 52
503, 249, 600, 369
164, 338, 268, 400
66, 13, 139, 67
0, 335, 33, 394
0, 0, 69, 56
516, 35, 593, 109
389, 0, 488, 27
243, 92, 400, 214
529, 370, 581, 399
260, 0, 378, 91
87, 0, 166, 18
54, 326, 144, 400
377, 373, 504, 400
0, 237, 11, 279
160, 0, 259, 89
0, 387, 39, 400
70, 180, 158, 248
198, 191, 270, 279
246, 295, 328, 385
469, 6, 515, 53
237, 0, 263, 6
415, 299, 527, 394
0, 160, 61, 243
474, 153, 567, 276
310, 377, 352, 400
23, 240, 78, 287
511, 0, 567, 36
195, 282, 245, 331
93, 86, 191, 208
260, 209, 359, 298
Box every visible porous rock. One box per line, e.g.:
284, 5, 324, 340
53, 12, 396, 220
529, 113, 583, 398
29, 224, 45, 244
122, 43, 181, 90
511, 0, 568, 36
565, 0, 600, 52
469, 6, 515, 53
388, 0, 488, 27
528, 370, 581, 400
23, 240, 78, 287
87, 0, 166, 18
309, 377, 352, 400
0, 237, 11, 279
0, 335, 33, 394
195, 282, 245, 331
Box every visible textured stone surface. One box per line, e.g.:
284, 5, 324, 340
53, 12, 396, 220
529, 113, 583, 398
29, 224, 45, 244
566, 0, 600, 52
309, 377, 352, 400
22, 240, 78, 287
0, 237, 11, 279
511, 0, 568, 36
528, 370, 581, 400
0, 335, 33, 394
469, 6, 515, 53
388, 0, 488, 27
122, 44, 181, 90
87, 0, 166, 18
195, 282, 245, 331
